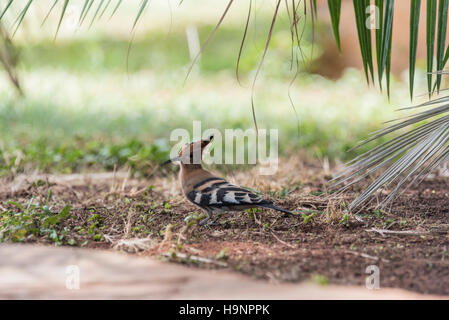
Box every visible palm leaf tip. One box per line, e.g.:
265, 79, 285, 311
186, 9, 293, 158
409, 0, 421, 99
328, 0, 342, 52
132, 0, 149, 30
54, 0, 69, 39
426, 0, 437, 97
435, 0, 449, 94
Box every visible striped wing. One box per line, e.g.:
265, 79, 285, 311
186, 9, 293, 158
187, 177, 264, 208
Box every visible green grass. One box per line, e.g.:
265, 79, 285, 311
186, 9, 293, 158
0, 199, 74, 245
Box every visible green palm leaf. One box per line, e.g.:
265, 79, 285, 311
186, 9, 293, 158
435, 0, 449, 93
98, 0, 112, 20
375, 0, 384, 89
55, 0, 69, 39
109, 0, 122, 19
80, 0, 95, 26
328, 0, 341, 52
41, 0, 59, 27
409, 0, 421, 99
353, 0, 374, 84
89, 0, 105, 29
0, 0, 14, 21
132, 0, 149, 31
12, 0, 33, 37
426, 0, 437, 97
379, 0, 394, 97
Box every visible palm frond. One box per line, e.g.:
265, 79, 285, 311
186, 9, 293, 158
409, 0, 421, 99
41, 0, 59, 27
89, 0, 106, 29
12, 0, 33, 37
109, 0, 123, 19
98, 0, 112, 20
0, 0, 448, 100
0, 0, 14, 21
435, 0, 449, 93
79, 0, 95, 26
55, 0, 69, 39
353, 0, 374, 84
426, 0, 437, 97
132, 0, 149, 31
332, 95, 449, 209
375, 0, 384, 90
328, 0, 341, 52
378, 0, 394, 97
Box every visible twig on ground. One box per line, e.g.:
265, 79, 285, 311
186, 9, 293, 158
128, 186, 149, 197
163, 251, 228, 267
343, 250, 390, 263
103, 234, 117, 243
123, 208, 139, 238
366, 228, 430, 237
113, 237, 156, 253
159, 224, 174, 250
120, 168, 130, 192
270, 231, 295, 248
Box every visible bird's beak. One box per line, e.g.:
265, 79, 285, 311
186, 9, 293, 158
161, 157, 180, 166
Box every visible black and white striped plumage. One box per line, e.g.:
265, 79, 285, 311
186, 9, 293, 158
187, 177, 264, 210
162, 136, 294, 226
185, 177, 292, 225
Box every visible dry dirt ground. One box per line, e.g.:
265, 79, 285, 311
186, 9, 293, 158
1, 156, 448, 296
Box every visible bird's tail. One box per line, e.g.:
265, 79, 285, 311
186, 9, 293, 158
259, 203, 294, 215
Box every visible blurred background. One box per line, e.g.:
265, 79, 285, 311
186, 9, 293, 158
0, 0, 431, 177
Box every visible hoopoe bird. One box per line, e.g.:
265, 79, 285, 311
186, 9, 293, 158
162, 135, 294, 226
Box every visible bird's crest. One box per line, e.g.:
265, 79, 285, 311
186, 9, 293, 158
177, 135, 214, 164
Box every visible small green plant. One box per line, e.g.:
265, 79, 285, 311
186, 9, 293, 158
87, 213, 103, 240
279, 187, 288, 198
374, 210, 383, 218
383, 218, 395, 229
93, 233, 103, 241
163, 202, 172, 210
31, 179, 46, 188
339, 214, 350, 227
302, 212, 316, 225
215, 248, 228, 260
184, 212, 206, 227
246, 208, 261, 219
311, 274, 329, 286
0, 201, 72, 245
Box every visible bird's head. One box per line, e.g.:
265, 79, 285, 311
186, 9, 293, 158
161, 135, 214, 167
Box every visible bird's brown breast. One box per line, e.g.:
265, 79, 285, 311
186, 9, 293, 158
180, 166, 218, 195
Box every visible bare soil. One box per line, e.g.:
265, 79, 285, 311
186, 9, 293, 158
1, 157, 448, 296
